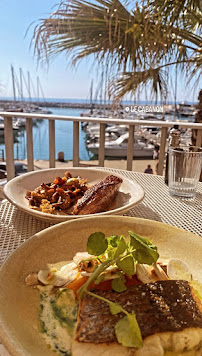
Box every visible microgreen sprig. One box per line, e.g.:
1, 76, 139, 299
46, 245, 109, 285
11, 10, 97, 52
77, 230, 159, 349
78, 251, 135, 298
78, 230, 159, 297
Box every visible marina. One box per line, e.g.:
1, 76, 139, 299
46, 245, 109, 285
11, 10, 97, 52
0, 102, 196, 162
0, 67, 197, 163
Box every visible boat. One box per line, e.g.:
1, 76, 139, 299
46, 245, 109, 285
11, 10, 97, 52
13, 117, 26, 128
86, 131, 120, 144
139, 126, 162, 144
87, 133, 155, 158
177, 102, 197, 117
105, 124, 128, 137
83, 122, 127, 137
0, 117, 19, 136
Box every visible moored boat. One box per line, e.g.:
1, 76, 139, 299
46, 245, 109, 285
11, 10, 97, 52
87, 133, 154, 158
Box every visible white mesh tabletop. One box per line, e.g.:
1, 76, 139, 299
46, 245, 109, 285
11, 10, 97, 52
0, 171, 201, 355
0, 170, 201, 268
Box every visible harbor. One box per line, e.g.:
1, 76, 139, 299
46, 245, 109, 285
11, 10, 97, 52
0, 67, 197, 162
0, 87, 197, 166
0, 104, 194, 163
0, 97, 197, 116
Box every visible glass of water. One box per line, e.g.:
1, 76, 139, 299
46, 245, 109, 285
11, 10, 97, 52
168, 146, 202, 198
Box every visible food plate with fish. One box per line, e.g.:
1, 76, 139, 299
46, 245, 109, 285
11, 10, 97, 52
3, 168, 144, 222
0, 216, 201, 356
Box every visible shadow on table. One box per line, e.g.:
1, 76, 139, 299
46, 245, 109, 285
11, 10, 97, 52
172, 192, 202, 209
3, 205, 51, 240
125, 203, 163, 222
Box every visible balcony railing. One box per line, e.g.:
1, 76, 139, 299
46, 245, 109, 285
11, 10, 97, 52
0, 111, 201, 181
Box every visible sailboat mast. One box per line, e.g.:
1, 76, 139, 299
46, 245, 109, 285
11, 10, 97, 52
27, 71, 31, 101
90, 80, 93, 114
11, 65, 16, 102
19, 67, 24, 101
174, 64, 177, 114
37, 76, 40, 105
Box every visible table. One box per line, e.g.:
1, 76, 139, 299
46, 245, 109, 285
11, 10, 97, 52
0, 170, 201, 355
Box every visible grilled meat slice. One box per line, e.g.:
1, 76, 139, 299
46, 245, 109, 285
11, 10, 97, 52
72, 281, 202, 356
72, 175, 123, 215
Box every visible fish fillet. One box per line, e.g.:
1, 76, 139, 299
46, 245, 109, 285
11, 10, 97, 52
72, 280, 202, 356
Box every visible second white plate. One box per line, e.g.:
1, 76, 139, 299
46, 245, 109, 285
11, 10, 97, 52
3, 167, 144, 222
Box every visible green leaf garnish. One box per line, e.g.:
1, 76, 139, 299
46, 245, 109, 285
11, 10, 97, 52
190, 280, 202, 301
112, 277, 127, 292
114, 236, 127, 258
116, 255, 135, 276
107, 235, 120, 247
115, 312, 143, 348
87, 291, 123, 314
105, 235, 126, 260
129, 231, 159, 265
108, 302, 123, 315
87, 232, 108, 256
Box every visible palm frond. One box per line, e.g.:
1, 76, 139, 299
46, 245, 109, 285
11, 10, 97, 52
31, 0, 178, 70
31, 0, 202, 101
148, 0, 202, 26
111, 67, 168, 101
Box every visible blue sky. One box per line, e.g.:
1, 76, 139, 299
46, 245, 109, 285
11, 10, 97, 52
0, 0, 96, 100
0, 0, 200, 102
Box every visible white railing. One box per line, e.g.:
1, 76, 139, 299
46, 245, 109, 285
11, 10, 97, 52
0, 111, 202, 181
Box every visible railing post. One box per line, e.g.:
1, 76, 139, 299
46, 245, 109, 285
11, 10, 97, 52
49, 120, 55, 168
127, 125, 134, 171
196, 129, 202, 148
99, 123, 106, 167
158, 127, 168, 175
26, 118, 34, 171
4, 116, 15, 180
73, 121, 79, 167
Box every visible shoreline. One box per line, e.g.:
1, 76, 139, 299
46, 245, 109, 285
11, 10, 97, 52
20, 158, 160, 175
0, 99, 177, 112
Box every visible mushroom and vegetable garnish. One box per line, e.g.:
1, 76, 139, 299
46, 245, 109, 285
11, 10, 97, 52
25, 171, 89, 214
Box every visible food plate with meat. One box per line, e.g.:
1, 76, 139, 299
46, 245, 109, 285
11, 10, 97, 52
3, 168, 144, 222
0, 216, 201, 356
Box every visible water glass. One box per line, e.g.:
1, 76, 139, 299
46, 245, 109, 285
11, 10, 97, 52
168, 146, 202, 198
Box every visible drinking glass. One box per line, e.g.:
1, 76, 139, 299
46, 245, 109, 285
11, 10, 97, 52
168, 146, 202, 198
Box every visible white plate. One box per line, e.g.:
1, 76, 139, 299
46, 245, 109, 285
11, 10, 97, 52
3, 168, 144, 222
0, 216, 201, 356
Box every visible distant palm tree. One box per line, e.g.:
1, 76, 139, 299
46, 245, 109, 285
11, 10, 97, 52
31, 0, 201, 102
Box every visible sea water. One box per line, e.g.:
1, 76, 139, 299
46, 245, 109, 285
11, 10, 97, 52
1, 107, 93, 161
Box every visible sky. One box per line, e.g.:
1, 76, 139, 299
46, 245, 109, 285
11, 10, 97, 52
0, 0, 201, 102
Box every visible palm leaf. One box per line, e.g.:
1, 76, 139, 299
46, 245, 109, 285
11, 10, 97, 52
111, 68, 168, 101
31, 0, 202, 101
